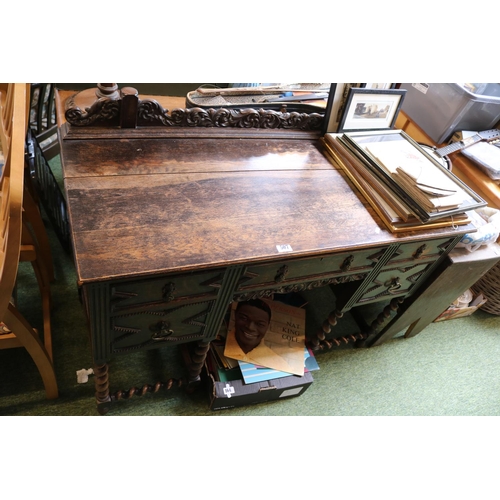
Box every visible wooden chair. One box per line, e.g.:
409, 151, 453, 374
2, 83, 55, 276
2, 83, 55, 279
0, 83, 58, 399
1, 83, 55, 357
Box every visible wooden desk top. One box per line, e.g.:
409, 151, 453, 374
57, 91, 474, 285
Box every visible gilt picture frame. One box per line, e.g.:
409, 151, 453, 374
338, 88, 406, 133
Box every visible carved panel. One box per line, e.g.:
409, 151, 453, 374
65, 97, 121, 126
65, 91, 324, 131
137, 101, 325, 130
234, 273, 367, 301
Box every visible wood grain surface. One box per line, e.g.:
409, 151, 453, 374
61, 136, 472, 283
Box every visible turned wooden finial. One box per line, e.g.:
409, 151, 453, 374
96, 83, 120, 100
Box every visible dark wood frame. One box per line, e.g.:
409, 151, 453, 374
338, 87, 406, 133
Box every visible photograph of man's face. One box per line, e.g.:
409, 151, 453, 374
234, 300, 271, 354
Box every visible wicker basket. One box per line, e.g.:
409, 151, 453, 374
471, 261, 500, 315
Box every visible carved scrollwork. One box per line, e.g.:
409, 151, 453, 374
236, 289, 275, 301
135, 100, 324, 130
137, 100, 176, 126
234, 273, 367, 301
65, 87, 325, 130
65, 97, 121, 126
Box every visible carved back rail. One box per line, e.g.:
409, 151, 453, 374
64, 85, 325, 132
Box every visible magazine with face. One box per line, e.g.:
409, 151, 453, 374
223, 298, 306, 376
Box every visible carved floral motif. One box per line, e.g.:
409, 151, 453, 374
234, 273, 366, 301
66, 94, 324, 130
137, 101, 324, 130
65, 97, 121, 126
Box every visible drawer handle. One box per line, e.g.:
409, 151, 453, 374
275, 265, 289, 282
162, 282, 176, 302
151, 320, 174, 340
386, 278, 402, 294
340, 255, 354, 272
150, 321, 205, 343
413, 244, 427, 259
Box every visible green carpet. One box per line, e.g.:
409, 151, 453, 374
2, 156, 500, 417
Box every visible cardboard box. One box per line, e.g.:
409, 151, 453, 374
180, 341, 314, 411
199, 295, 316, 410
434, 292, 487, 322
204, 364, 314, 411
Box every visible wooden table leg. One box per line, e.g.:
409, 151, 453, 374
94, 363, 112, 415
183, 340, 211, 393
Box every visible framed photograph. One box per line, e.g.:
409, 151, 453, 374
322, 83, 366, 134
338, 88, 406, 133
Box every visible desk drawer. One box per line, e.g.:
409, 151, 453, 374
355, 261, 432, 305
110, 298, 215, 354
387, 237, 454, 265
110, 269, 224, 311
108, 269, 225, 353
236, 247, 386, 296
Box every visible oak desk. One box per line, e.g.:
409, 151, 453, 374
56, 89, 475, 413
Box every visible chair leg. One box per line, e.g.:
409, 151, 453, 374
28, 257, 53, 361
21, 226, 53, 362
4, 304, 58, 399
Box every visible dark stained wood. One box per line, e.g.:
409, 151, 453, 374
368, 244, 500, 346
56, 89, 324, 142
56, 88, 481, 412
62, 139, 473, 284
60, 137, 337, 178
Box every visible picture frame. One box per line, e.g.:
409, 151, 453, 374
337, 88, 406, 133
322, 83, 366, 134
323, 133, 472, 233
337, 129, 486, 222
361, 83, 398, 90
